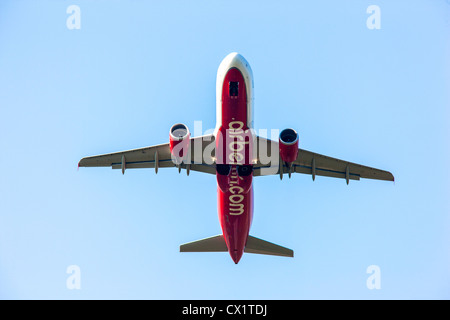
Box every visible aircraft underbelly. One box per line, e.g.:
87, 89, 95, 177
218, 181, 253, 264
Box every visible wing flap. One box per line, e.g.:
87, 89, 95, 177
111, 159, 174, 170
293, 163, 361, 180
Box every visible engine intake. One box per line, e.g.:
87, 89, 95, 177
169, 123, 190, 164
279, 128, 299, 163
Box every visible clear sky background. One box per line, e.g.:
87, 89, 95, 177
0, 0, 449, 299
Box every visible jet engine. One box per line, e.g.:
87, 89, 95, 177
169, 123, 190, 164
279, 128, 299, 163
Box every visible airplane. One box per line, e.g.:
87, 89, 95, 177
78, 52, 394, 264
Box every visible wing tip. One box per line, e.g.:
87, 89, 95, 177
78, 158, 86, 168
387, 171, 395, 182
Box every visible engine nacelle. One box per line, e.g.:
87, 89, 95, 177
279, 128, 299, 163
169, 123, 190, 164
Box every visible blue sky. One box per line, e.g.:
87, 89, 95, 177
0, 0, 449, 299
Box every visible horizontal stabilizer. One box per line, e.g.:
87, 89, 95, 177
180, 235, 228, 252
244, 235, 294, 257
180, 235, 294, 258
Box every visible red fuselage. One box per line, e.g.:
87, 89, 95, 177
216, 67, 254, 264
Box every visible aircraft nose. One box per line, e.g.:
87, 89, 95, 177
222, 52, 250, 70
225, 52, 241, 61
230, 52, 247, 66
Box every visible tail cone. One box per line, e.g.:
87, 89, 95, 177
230, 249, 243, 264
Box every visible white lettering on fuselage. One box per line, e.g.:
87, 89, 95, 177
228, 121, 249, 164
227, 121, 249, 216
228, 167, 244, 216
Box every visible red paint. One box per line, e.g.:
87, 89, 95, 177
279, 140, 298, 163
216, 67, 254, 263
221, 68, 248, 129
216, 171, 230, 193
169, 126, 190, 163
217, 167, 253, 264
215, 68, 253, 166
279, 129, 299, 163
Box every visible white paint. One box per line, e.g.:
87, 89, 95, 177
215, 53, 254, 134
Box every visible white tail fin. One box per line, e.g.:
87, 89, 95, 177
180, 235, 293, 257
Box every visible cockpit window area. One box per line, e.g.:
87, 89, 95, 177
229, 81, 239, 98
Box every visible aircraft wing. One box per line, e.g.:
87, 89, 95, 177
253, 136, 394, 183
78, 134, 216, 175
